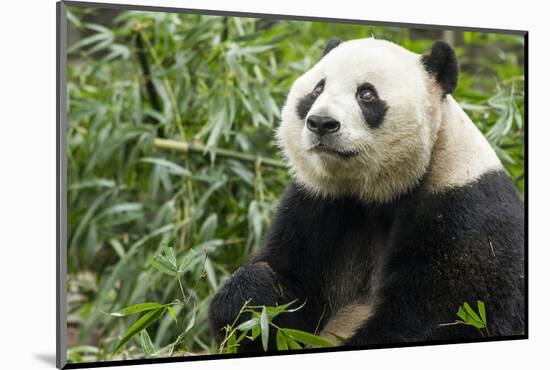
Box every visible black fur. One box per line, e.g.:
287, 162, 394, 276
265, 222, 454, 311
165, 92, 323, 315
422, 41, 459, 96
322, 38, 341, 57
296, 79, 324, 120
356, 83, 389, 128
209, 170, 524, 351
294, 37, 341, 121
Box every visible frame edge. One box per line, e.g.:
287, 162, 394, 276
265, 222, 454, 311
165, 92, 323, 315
57, 1, 68, 369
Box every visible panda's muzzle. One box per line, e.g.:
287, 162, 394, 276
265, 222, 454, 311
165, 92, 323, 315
306, 115, 358, 159
309, 142, 360, 159
306, 115, 341, 137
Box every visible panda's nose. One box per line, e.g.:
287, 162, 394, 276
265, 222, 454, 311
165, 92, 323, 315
306, 115, 341, 136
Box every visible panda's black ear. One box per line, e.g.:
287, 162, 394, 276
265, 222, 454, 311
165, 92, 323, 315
421, 41, 459, 96
322, 38, 341, 58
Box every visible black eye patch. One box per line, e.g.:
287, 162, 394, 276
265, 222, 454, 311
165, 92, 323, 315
296, 79, 325, 120
355, 83, 388, 129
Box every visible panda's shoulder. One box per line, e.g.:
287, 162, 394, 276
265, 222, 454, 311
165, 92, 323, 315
411, 170, 522, 221
395, 169, 524, 254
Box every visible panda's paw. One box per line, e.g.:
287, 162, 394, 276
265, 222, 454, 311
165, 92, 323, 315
208, 262, 281, 343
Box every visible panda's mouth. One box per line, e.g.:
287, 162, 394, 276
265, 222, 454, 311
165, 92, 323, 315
309, 144, 360, 159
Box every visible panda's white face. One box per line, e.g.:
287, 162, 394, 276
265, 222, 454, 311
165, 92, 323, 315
277, 38, 443, 203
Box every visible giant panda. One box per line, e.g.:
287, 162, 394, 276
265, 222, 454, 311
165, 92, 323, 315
208, 38, 525, 352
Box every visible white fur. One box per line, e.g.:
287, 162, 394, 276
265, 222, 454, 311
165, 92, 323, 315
423, 96, 502, 191
277, 38, 502, 203
320, 303, 372, 344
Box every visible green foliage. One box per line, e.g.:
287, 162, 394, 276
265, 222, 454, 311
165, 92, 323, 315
219, 300, 333, 353
439, 300, 490, 337
65, 6, 524, 363
111, 305, 168, 356
456, 301, 489, 336
104, 247, 332, 357
101, 244, 208, 358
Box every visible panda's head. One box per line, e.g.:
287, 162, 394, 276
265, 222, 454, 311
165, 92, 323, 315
277, 38, 459, 203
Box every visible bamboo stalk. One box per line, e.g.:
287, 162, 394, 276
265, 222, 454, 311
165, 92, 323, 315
153, 138, 286, 168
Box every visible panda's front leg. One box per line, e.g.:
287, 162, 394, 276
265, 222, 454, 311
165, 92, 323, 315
342, 268, 481, 347
208, 261, 309, 353
343, 306, 431, 347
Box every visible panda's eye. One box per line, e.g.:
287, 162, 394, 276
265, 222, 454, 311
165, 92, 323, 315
312, 80, 324, 97
358, 88, 376, 102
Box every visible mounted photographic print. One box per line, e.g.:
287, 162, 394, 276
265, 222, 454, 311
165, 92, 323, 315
56, 1, 527, 368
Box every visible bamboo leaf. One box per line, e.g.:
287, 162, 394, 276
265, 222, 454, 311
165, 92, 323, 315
140, 330, 156, 357
69, 178, 115, 191
477, 300, 487, 325
248, 200, 263, 242
204, 257, 218, 291
100, 202, 143, 217
276, 329, 289, 350
462, 302, 483, 325
251, 325, 260, 340
260, 307, 269, 351
107, 302, 163, 317
109, 238, 126, 259
162, 244, 177, 269
151, 256, 177, 276
166, 306, 178, 324
198, 214, 218, 242
140, 157, 192, 177
226, 332, 237, 353
68, 32, 111, 54
467, 319, 486, 329
177, 248, 198, 274
236, 330, 249, 344
112, 307, 167, 355
282, 328, 334, 348
285, 336, 302, 350
184, 307, 196, 334
457, 307, 468, 322
236, 317, 260, 332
